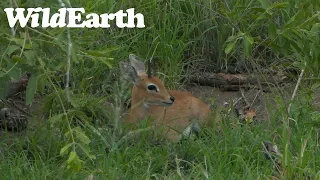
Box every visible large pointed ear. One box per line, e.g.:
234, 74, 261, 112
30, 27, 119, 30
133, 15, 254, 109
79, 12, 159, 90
119, 61, 141, 86
129, 54, 145, 74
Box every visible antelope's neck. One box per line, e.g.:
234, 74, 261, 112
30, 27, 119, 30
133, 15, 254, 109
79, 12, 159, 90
128, 86, 150, 122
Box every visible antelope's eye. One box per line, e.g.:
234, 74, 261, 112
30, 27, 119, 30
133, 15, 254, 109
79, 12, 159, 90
147, 84, 157, 91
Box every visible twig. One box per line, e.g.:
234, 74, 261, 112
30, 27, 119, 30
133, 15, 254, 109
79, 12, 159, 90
233, 97, 243, 107
223, 0, 231, 12
240, 88, 250, 109
287, 66, 305, 114
250, 90, 261, 108
57, 0, 72, 101
286, 64, 305, 145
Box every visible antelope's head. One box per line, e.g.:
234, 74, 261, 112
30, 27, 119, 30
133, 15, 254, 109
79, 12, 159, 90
120, 54, 175, 107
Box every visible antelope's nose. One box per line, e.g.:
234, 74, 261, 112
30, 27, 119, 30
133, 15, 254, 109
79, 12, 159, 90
170, 96, 175, 102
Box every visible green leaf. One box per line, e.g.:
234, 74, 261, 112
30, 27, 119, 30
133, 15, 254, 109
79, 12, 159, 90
67, 151, 83, 172
48, 113, 64, 124
278, 35, 289, 55
225, 41, 236, 55
293, 61, 305, 69
269, 2, 288, 9
236, 31, 246, 37
60, 143, 73, 155
11, 55, 24, 63
268, 23, 277, 39
250, 7, 265, 13
99, 46, 119, 54
9, 37, 33, 49
246, 35, 254, 44
256, 12, 271, 21
6, 45, 20, 57
79, 143, 96, 160
269, 41, 281, 53
0, 76, 9, 101
26, 75, 39, 105
68, 151, 77, 162
243, 36, 253, 57
266, 9, 273, 15
6, 62, 21, 79
284, 10, 304, 29
69, 92, 80, 108
73, 127, 91, 145
0, 72, 5, 78
246, 117, 253, 124
95, 57, 113, 68
9, 38, 25, 47
24, 43, 33, 50
24, 50, 36, 66
311, 23, 320, 33
71, 42, 79, 63
37, 75, 47, 93
258, 0, 271, 9
86, 50, 106, 57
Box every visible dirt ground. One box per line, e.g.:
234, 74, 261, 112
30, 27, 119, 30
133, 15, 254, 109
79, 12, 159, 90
187, 85, 273, 121
188, 83, 320, 121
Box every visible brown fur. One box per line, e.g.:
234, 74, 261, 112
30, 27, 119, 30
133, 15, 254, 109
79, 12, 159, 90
125, 73, 211, 142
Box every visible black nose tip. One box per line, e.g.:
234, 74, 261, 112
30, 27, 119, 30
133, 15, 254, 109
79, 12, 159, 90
170, 96, 175, 102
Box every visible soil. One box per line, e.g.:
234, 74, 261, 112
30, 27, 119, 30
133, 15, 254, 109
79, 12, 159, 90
186, 85, 273, 121
186, 83, 320, 121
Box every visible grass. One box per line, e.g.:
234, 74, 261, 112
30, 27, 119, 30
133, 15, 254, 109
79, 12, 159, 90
1, 104, 319, 179
0, 0, 320, 179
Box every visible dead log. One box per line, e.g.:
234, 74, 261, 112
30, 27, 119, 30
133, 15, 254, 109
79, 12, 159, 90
188, 72, 287, 91
0, 107, 28, 131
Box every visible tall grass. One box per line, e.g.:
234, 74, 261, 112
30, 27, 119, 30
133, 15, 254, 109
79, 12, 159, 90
0, 0, 320, 179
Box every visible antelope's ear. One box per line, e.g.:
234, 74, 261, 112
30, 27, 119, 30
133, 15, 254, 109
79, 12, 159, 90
119, 61, 141, 86
128, 54, 145, 74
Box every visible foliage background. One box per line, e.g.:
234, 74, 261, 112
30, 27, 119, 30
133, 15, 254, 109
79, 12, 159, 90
0, 0, 319, 179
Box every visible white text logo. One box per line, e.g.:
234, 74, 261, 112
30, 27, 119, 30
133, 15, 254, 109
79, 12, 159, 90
4, 8, 145, 28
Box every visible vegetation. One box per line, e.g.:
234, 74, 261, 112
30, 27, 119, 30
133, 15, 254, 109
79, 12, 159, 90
0, 0, 319, 179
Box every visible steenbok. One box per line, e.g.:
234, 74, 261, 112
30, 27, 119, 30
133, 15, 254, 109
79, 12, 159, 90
120, 54, 212, 142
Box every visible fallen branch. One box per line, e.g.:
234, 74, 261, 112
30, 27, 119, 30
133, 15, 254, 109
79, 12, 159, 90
188, 72, 287, 91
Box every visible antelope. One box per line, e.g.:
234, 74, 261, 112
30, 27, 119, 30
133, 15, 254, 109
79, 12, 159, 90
120, 54, 212, 142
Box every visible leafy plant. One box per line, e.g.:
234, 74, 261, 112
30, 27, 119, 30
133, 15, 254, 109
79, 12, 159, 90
0, 0, 320, 178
